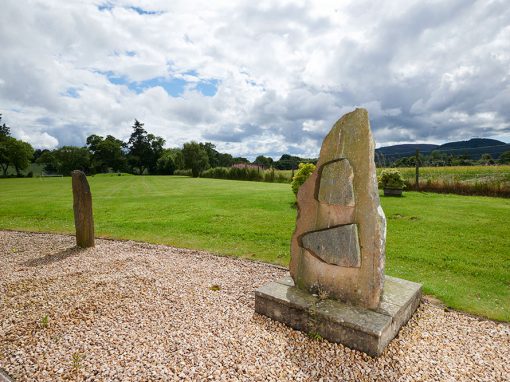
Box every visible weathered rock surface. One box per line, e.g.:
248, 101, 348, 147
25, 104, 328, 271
289, 108, 386, 309
301, 224, 361, 267
72, 170, 95, 248
318, 159, 355, 206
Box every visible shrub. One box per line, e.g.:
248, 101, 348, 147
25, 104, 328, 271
291, 163, 316, 195
174, 169, 192, 176
378, 169, 406, 189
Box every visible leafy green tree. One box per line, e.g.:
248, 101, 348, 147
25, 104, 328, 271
156, 149, 176, 174
0, 114, 10, 138
0, 137, 14, 176
87, 134, 127, 173
182, 141, 210, 177
480, 153, 495, 165
275, 154, 301, 170
291, 163, 316, 195
217, 152, 233, 167
499, 151, 510, 164
147, 134, 165, 174
38, 146, 90, 175
0, 114, 11, 175
33, 148, 49, 163
254, 155, 273, 168
127, 120, 165, 174
200, 142, 220, 168
36, 150, 59, 174
55, 146, 91, 175
232, 157, 249, 164
8, 139, 34, 176
0, 116, 34, 176
167, 148, 185, 169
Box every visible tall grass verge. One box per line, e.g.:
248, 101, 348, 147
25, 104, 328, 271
380, 166, 510, 198
405, 179, 510, 197
200, 167, 291, 183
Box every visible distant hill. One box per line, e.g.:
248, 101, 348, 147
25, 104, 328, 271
376, 144, 439, 158
376, 138, 510, 160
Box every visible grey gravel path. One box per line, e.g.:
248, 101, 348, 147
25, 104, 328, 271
1, 231, 508, 381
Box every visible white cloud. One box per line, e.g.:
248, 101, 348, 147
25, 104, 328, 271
0, 0, 509, 160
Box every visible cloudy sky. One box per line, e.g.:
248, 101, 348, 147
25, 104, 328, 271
1, 0, 509, 158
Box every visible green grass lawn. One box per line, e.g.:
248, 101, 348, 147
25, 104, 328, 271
0, 175, 508, 321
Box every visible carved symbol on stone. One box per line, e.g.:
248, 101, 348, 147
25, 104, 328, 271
300, 224, 361, 267
317, 159, 355, 206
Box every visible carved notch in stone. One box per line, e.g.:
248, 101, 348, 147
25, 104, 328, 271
317, 159, 355, 206
301, 224, 361, 267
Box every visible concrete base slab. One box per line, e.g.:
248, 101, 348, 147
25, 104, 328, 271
255, 275, 421, 357
0, 368, 13, 382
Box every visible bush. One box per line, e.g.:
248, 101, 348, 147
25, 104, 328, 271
291, 163, 316, 195
378, 169, 406, 189
174, 169, 192, 176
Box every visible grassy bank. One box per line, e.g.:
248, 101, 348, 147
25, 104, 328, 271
0, 176, 508, 321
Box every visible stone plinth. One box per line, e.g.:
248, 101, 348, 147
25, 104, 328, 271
255, 275, 421, 357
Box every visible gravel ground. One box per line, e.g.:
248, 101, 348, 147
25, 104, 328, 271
1, 231, 509, 382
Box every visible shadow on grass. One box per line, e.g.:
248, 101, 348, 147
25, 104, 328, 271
23, 246, 86, 267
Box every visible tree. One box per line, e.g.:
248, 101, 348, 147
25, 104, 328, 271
0, 137, 14, 176
0, 114, 10, 138
275, 154, 301, 170
156, 149, 176, 175
217, 152, 233, 167
127, 120, 165, 174
9, 139, 34, 176
182, 141, 209, 177
499, 151, 510, 164
55, 146, 91, 175
147, 134, 165, 174
87, 134, 127, 173
232, 157, 249, 164
0, 114, 11, 175
0, 130, 34, 177
254, 155, 273, 168
200, 142, 220, 168
37, 146, 90, 175
480, 153, 495, 165
167, 148, 185, 169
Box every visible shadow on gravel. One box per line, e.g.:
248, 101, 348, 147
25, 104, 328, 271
23, 246, 86, 267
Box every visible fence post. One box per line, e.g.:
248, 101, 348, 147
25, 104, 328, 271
415, 149, 420, 190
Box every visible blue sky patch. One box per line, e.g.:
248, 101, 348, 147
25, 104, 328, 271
97, 2, 113, 12
196, 80, 219, 97
64, 88, 80, 98
129, 6, 162, 15
130, 77, 186, 96
101, 70, 218, 97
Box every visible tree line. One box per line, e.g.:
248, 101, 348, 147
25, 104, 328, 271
1, 117, 316, 177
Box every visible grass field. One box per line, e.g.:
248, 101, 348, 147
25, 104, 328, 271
0, 175, 509, 321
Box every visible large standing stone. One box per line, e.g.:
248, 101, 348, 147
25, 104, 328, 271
72, 170, 95, 248
290, 108, 386, 309
255, 108, 421, 356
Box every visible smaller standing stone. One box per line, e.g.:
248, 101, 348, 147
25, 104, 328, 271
72, 170, 95, 248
